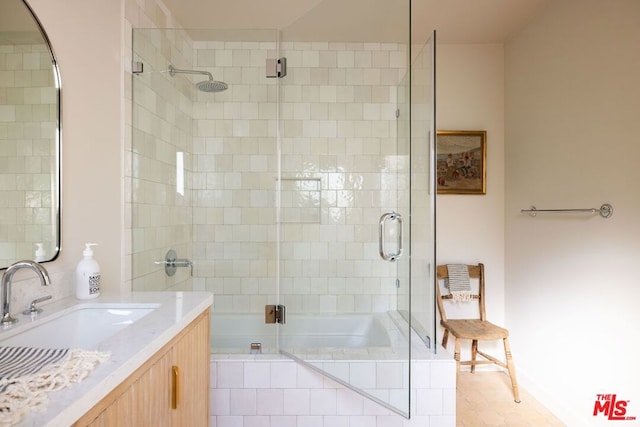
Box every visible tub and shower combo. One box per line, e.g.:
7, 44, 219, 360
130, 1, 456, 425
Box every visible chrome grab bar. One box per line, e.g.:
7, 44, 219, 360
521, 203, 613, 219
379, 212, 403, 262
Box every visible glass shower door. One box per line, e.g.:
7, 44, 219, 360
276, 0, 413, 415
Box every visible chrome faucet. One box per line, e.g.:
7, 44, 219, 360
1, 260, 51, 325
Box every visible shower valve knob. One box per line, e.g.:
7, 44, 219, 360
154, 249, 193, 277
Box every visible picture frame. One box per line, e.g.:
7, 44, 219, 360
436, 130, 487, 195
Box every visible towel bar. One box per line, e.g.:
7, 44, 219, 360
521, 203, 613, 219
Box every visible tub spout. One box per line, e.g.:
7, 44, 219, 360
1, 260, 51, 325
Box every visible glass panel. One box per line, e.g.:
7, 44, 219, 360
131, 28, 196, 292
131, 29, 280, 353
411, 32, 437, 352
0, 0, 61, 267
278, 0, 413, 416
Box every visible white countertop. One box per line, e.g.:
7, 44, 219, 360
0, 291, 213, 427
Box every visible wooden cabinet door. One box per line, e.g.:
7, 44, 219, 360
171, 310, 210, 426
81, 346, 173, 427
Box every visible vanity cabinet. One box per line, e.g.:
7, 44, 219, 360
73, 309, 211, 426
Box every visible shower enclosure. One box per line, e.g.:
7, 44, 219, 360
131, 0, 435, 417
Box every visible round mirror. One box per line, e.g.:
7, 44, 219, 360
0, 0, 61, 268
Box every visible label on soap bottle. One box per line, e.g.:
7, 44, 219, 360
89, 272, 101, 295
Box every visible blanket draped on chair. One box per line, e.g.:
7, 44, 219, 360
446, 264, 472, 302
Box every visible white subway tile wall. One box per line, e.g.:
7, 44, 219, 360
190, 38, 278, 312
211, 357, 456, 427
131, 28, 195, 291
190, 40, 409, 315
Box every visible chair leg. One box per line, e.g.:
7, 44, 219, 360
470, 339, 478, 373
442, 329, 449, 349
503, 338, 521, 403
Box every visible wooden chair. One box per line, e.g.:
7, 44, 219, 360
436, 263, 521, 403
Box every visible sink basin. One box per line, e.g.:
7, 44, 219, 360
0, 304, 159, 349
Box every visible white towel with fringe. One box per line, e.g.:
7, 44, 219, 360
0, 346, 109, 427
446, 264, 472, 303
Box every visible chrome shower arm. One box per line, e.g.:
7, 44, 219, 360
168, 65, 213, 81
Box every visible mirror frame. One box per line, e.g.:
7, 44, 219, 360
0, 1, 61, 268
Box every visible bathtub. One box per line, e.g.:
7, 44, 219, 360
208, 310, 456, 426
210, 312, 392, 353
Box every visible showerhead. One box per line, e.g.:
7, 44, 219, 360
168, 64, 228, 93
196, 79, 228, 93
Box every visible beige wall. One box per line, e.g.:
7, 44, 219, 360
505, 0, 640, 424
436, 44, 506, 357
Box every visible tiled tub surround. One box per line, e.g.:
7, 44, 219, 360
0, 38, 57, 265
210, 310, 455, 426
280, 311, 431, 416
210, 354, 455, 427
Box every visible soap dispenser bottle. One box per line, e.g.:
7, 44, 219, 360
75, 243, 101, 299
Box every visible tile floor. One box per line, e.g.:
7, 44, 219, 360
456, 371, 565, 426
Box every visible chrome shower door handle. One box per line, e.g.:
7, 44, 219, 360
391, 212, 403, 261
379, 212, 403, 262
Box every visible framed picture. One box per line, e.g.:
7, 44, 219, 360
436, 130, 487, 195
